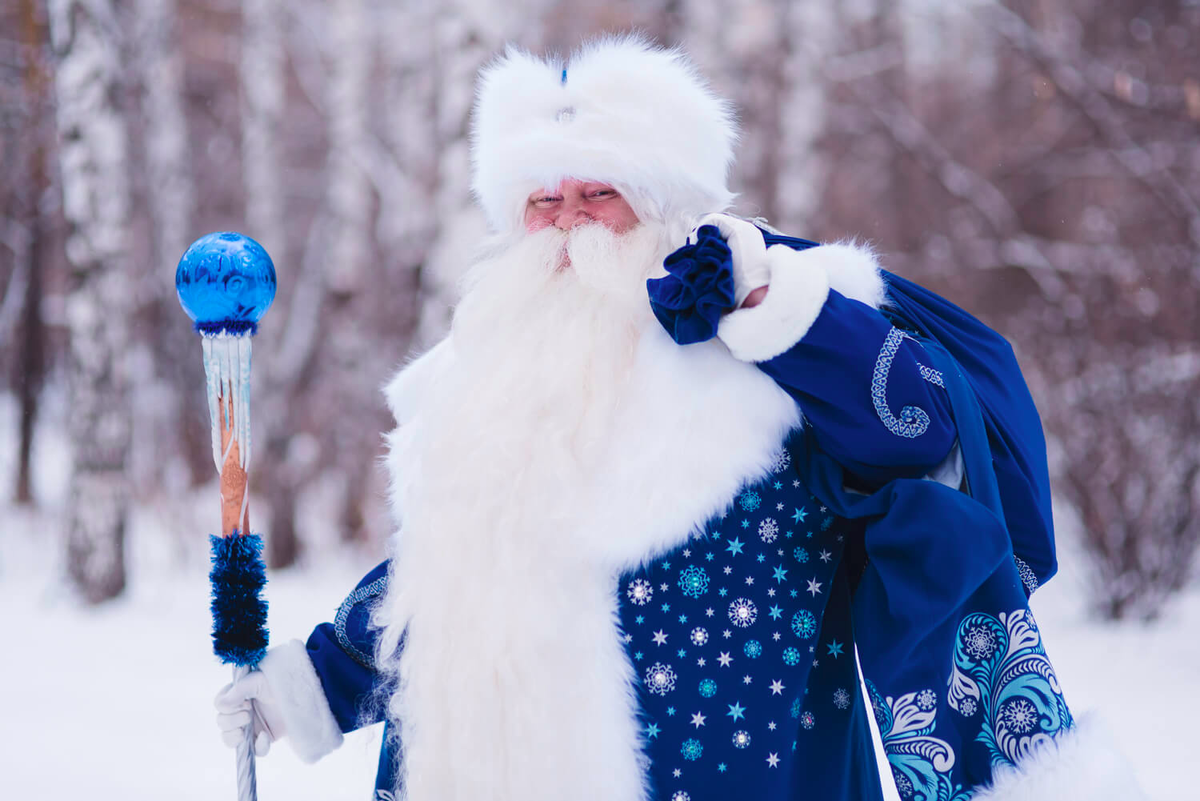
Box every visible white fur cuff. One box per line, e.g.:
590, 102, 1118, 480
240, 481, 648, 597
716, 244, 830, 363
971, 713, 1146, 800
257, 639, 345, 764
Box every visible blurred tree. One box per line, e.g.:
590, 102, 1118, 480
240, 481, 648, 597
8, 0, 1193, 617
48, 0, 135, 603
801, 0, 1199, 618
11, 0, 51, 505
131, 0, 213, 491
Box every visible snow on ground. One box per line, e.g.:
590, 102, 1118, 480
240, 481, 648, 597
0, 392, 1193, 799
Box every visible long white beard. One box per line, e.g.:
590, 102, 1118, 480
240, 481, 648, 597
375, 222, 671, 801
442, 221, 669, 480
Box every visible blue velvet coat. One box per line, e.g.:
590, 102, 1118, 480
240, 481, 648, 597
304, 247, 1072, 800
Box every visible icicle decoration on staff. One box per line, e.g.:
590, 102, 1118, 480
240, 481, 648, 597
176, 231, 277, 801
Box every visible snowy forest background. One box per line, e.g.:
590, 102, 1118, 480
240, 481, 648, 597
1, 1, 1198, 798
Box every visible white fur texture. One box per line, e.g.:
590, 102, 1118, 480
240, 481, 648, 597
375, 223, 799, 800
821, 241, 888, 310
471, 35, 737, 235
716, 240, 885, 363
717, 243, 831, 363
256, 639, 343, 764
970, 713, 1146, 800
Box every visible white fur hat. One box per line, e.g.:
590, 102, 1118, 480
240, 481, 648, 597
470, 35, 738, 235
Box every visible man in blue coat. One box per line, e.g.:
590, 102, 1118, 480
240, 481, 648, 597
215, 37, 1140, 801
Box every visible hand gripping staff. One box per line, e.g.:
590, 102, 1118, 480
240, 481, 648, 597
176, 232, 277, 801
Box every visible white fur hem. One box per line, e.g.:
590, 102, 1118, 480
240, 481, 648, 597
717, 244, 830, 362
970, 713, 1145, 800
257, 639, 344, 764
717, 240, 886, 363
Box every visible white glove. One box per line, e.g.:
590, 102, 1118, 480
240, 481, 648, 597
694, 213, 771, 306
215, 669, 287, 757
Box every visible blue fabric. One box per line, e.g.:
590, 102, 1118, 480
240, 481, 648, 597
305, 561, 388, 734
208, 533, 268, 667
646, 225, 736, 345
757, 289, 957, 485
783, 340, 1072, 798
619, 465, 882, 801
760, 230, 1057, 590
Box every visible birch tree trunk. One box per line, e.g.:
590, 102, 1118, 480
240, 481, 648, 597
240, 0, 285, 261
134, 0, 210, 487
48, 0, 134, 603
325, 0, 370, 294
772, 0, 833, 231
239, 0, 301, 568
414, 1, 535, 345
136, 0, 192, 272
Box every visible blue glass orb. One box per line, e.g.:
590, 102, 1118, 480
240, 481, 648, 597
175, 232, 276, 333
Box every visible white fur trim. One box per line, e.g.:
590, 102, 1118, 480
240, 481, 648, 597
970, 713, 1146, 801
717, 244, 830, 362
383, 339, 449, 426
471, 35, 737, 234
717, 241, 886, 363
256, 639, 343, 764
822, 240, 887, 309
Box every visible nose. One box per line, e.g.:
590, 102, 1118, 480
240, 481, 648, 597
553, 199, 591, 230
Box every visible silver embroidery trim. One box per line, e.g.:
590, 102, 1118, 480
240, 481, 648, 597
917, 363, 945, 387
1013, 555, 1039, 594
334, 575, 389, 669
872, 327, 931, 438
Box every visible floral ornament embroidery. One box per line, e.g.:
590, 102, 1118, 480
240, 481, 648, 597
866, 680, 971, 801
947, 609, 1074, 768
646, 225, 736, 345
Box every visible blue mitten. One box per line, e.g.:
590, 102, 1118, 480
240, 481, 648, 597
646, 224, 736, 345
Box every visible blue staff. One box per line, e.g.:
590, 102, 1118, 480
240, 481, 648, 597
176, 232, 276, 801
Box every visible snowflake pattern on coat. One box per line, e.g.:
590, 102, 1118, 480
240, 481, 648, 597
618, 452, 855, 801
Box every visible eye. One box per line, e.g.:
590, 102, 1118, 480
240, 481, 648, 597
588, 188, 618, 200
531, 195, 561, 208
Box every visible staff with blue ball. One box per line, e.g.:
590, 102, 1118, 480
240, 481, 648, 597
175, 231, 276, 801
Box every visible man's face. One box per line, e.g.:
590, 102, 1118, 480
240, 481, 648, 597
524, 178, 641, 235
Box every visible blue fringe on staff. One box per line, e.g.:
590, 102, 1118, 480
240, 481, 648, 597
210, 533, 269, 666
